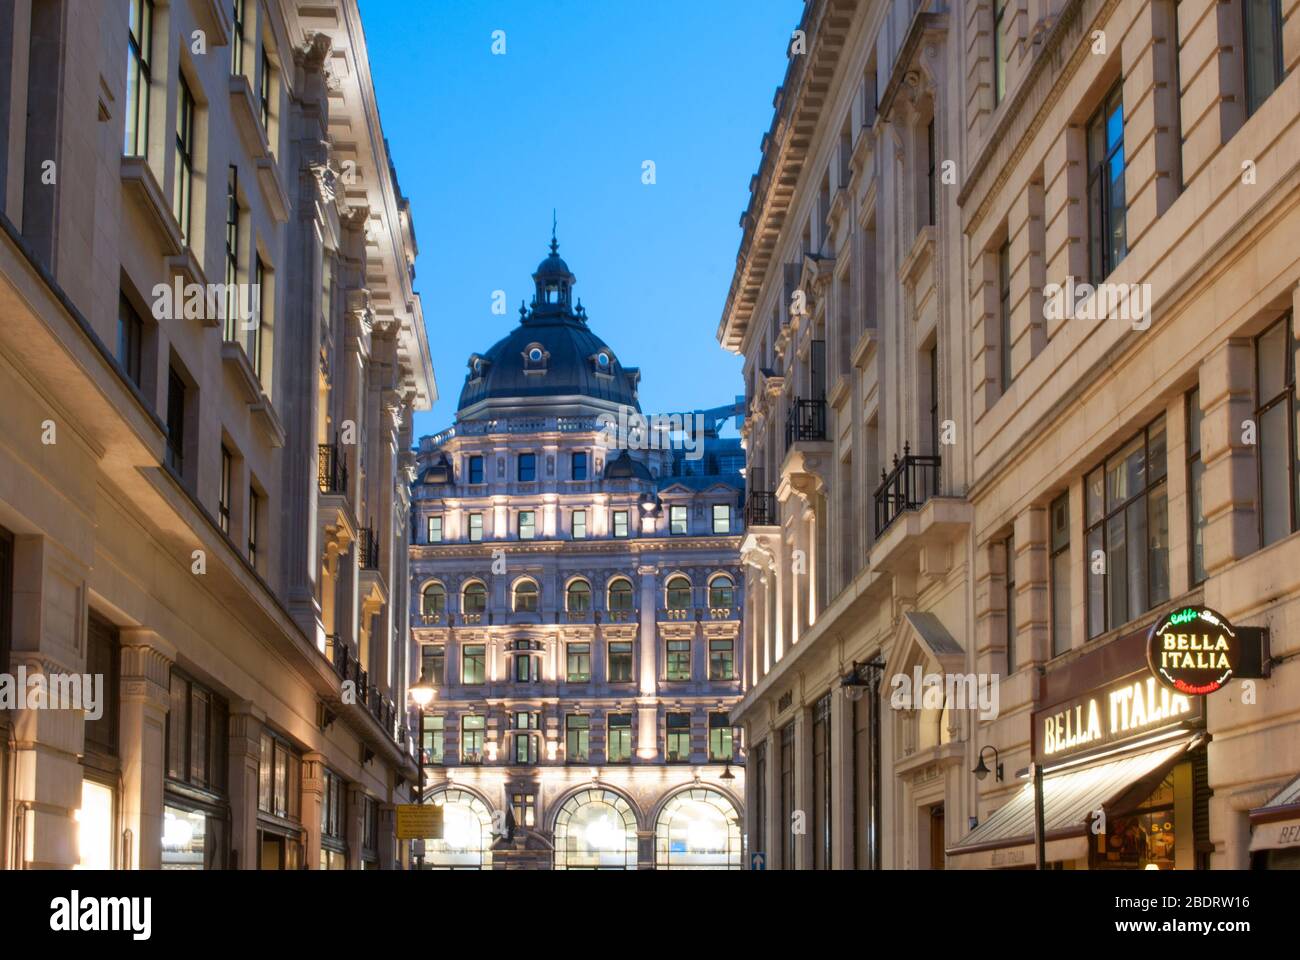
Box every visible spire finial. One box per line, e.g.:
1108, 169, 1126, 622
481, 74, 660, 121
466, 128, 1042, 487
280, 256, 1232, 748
550, 209, 558, 255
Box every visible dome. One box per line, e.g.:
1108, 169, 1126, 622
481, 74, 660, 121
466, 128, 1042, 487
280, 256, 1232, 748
456, 237, 641, 417
603, 450, 653, 481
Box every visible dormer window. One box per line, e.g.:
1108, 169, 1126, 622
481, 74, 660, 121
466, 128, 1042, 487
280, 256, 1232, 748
522, 343, 549, 375
467, 354, 489, 382
590, 350, 615, 378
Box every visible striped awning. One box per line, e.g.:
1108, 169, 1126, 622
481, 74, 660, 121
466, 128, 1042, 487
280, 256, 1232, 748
948, 739, 1196, 869
1249, 773, 1300, 852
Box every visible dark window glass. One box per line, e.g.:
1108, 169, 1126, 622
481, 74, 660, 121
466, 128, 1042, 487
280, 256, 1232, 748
84, 615, 120, 757
168, 670, 229, 796
709, 638, 735, 680
1050, 493, 1071, 656
780, 723, 796, 868
219, 447, 232, 534
462, 645, 486, 684
813, 694, 832, 870
420, 714, 444, 764
1244, 0, 1284, 116
1187, 388, 1207, 584
926, 118, 936, 227
247, 487, 259, 567
566, 714, 590, 761
608, 641, 633, 683
1085, 418, 1170, 638
994, 1, 1007, 105
666, 712, 691, 761
468, 455, 484, 484
420, 643, 444, 683
517, 453, 536, 482
1005, 534, 1017, 672
666, 639, 691, 680
231, 0, 246, 75
1087, 82, 1127, 282
666, 576, 692, 610
708, 575, 735, 609
608, 578, 634, 611
998, 240, 1012, 391
463, 582, 487, 614
259, 47, 272, 130
461, 716, 485, 762
166, 366, 186, 476
708, 712, 733, 761
1256, 316, 1297, 546
173, 75, 195, 241
514, 580, 538, 612
607, 713, 632, 762
125, 0, 153, 157
566, 642, 590, 682
117, 294, 144, 387
572, 452, 588, 481
566, 580, 591, 612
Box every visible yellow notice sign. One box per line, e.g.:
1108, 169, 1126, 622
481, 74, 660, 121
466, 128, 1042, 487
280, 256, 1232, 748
396, 803, 443, 840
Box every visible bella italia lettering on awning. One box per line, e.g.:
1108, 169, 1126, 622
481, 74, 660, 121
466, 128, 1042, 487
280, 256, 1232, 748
1033, 672, 1204, 762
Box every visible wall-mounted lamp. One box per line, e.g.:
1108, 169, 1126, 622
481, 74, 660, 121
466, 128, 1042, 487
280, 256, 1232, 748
973, 745, 1003, 782
839, 657, 884, 701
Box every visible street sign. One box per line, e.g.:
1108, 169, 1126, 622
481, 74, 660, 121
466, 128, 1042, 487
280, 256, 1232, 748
396, 803, 443, 840
750, 851, 766, 871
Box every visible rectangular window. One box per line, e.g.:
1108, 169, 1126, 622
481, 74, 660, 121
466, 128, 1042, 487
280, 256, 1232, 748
514, 653, 538, 683
607, 714, 632, 763
259, 47, 272, 131
125, 0, 153, 157
518, 510, 536, 540
572, 509, 587, 539
224, 166, 240, 341
252, 256, 266, 379
247, 487, 259, 567
812, 693, 832, 870
666, 639, 691, 681
173, 75, 196, 242
566, 642, 591, 682
468, 513, 483, 542
1005, 534, 1016, 673
1050, 493, 1071, 657
998, 240, 1012, 392
512, 792, 536, 828
566, 715, 590, 761
84, 615, 120, 758
666, 713, 691, 762
1244, 0, 1284, 116
612, 510, 629, 538
231, 0, 246, 76
1086, 82, 1127, 283
608, 641, 633, 682
218, 447, 232, 534
926, 118, 936, 227
421, 644, 444, 685
117, 294, 144, 387
461, 644, 486, 685
708, 713, 733, 762
517, 453, 536, 482
1187, 388, 1207, 584
670, 504, 688, 535
712, 503, 730, 534
256, 731, 298, 821
461, 716, 485, 763
468, 455, 484, 484
420, 715, 444, 764
572, 451, 588, 480
427, 515, 443, 543
1256, 315, 1298, 546
994, 0, 1007, 105
1085, 418, 1170, 638
166, 366, 186, 476
709, 638, 735, 680
780, 723, 795, 868
514, 731, 537, 764
320, 768, 346, 843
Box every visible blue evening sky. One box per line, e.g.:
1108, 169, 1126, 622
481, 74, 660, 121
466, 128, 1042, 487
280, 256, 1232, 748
360, 0, 803, 440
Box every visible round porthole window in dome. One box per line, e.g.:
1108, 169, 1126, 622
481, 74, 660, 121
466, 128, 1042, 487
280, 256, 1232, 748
597, 352, 610, 367
529, 348, 544, 363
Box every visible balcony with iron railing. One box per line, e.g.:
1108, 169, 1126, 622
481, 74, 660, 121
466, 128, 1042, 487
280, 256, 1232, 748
743, 491, 779, 528
357, 525, 381, 570
318, 442, 347, 495
873, 443, 940, 537
785, 396, 828, 450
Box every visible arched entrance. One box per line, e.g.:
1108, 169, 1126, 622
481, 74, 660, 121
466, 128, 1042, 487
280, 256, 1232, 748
425, 788, 493, 869
654, 787, 743, 869
552, 788, 639, 870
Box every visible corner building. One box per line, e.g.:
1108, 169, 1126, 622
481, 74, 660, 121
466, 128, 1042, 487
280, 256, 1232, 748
722, 0, 1300, 870
411, 241, 746, 869
0, 0, 433, 869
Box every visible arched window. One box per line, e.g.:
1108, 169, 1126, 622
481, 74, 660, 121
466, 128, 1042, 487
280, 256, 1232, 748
462, 581, 487, 614
607, 577, 634, 611
666, 575, 693, 610
421, 582, 446, 617
654, 788, 742, 870
708, 575, 734, 609
566, 580, 591, 612
553, 789, 639, 870
514, 580, 538, 613
426, 788, 493, 870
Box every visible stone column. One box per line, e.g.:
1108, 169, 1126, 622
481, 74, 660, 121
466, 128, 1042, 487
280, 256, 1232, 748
636, 564, 659, 760
118, 630, 175, 870
1199, 339, 1257, 573
227, 701, 265, 870
301, 752, 326, 869
346, 783, 365, 870
378, 802, 398, 869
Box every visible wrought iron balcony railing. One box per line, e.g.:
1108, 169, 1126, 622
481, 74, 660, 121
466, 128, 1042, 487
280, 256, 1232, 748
743, 491, 778, 528
874, 444, 941, 536
317, 442, 347, 494
785, 396, 828, 449
358, 526, 380, 570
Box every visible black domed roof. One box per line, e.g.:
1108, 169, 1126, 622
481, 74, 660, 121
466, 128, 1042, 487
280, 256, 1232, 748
456, 238, 641, 416
603, 449, 653, 481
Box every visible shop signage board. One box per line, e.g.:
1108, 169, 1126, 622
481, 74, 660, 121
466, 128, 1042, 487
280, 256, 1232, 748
395, 803, 443, 840
1146, 605, 1268, 695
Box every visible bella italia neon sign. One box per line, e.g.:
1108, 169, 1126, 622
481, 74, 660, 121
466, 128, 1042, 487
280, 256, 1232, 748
1041, 675, 1194, 758
1146, 606, 1240, 696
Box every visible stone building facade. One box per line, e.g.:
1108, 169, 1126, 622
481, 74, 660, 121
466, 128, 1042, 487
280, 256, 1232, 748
0, 0, 433, 869
410, 242, 746, 869
721, 0, 1300, 870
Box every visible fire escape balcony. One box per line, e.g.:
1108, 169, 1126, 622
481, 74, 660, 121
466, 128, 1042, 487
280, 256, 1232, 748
743, 491, 779, 529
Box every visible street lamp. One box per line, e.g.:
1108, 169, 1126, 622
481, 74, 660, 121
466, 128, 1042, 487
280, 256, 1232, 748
973, 745, 1003, 782
408, 679, 436, 870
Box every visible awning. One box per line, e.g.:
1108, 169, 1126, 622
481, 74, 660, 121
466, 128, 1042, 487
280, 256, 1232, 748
948, 738, 1197, 869
1249, 773, 1300, 852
